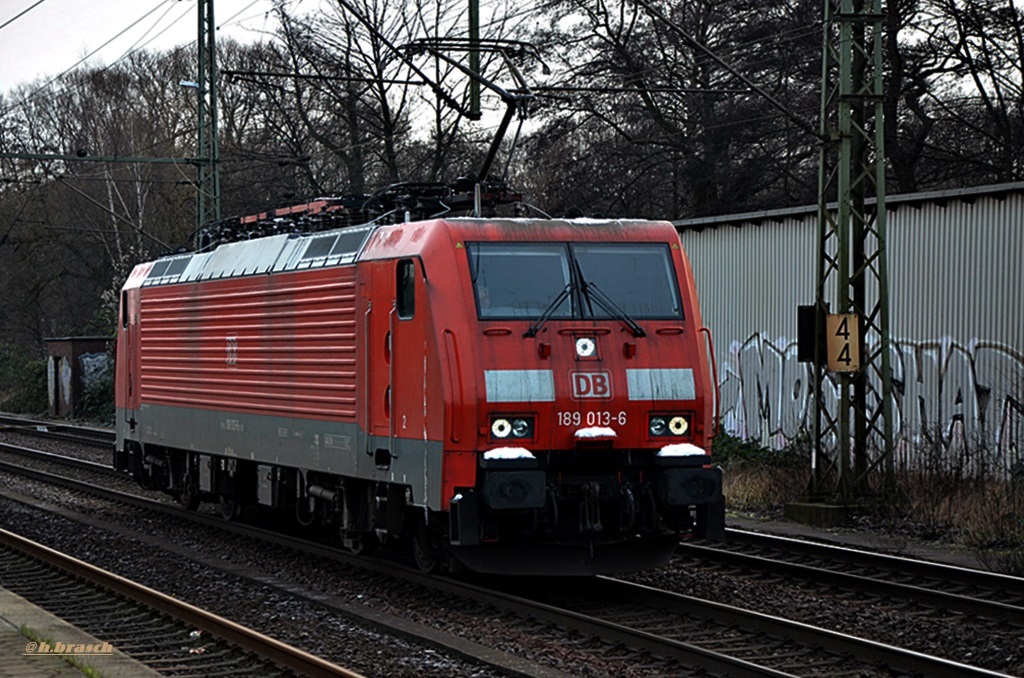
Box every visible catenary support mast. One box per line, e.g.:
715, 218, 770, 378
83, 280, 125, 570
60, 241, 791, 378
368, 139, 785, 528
196, 0, 221, 228
812, 0, 894, 499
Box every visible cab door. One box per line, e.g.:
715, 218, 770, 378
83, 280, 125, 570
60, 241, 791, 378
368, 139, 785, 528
391, 258, 428, 445
361, 262, 393, 450
360, 258, 428, 470
120, 289, 140, 424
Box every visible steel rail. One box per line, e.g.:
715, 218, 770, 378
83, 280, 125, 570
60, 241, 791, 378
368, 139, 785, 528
0, 527, 362, 678
1, 448, 792, 675
0, 450, 565, 677
725, 527, 1024, 591
0, 441, 116, 475
0, 414, 115, 447
706, 528, 1024, 623
677, 545, 1024, 625
591, 576, 1010, 678
0, 443, 1013, 676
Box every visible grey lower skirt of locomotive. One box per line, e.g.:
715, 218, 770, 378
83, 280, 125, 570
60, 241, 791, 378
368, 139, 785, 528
116, 444, 723, 575
449, 448, 724, 574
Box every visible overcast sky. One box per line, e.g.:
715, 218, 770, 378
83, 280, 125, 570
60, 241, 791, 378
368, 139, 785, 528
0, 0, 289, 95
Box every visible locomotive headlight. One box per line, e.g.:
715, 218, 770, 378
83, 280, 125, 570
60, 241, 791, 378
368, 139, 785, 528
649, 413, 692, 437
511, 418, 532, 438
575, 337, 597, 358
491, 416, 534, 440
491, 418, 512, 438
669, 416, 689, 436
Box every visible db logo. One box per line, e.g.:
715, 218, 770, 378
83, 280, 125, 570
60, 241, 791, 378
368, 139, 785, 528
571, 371, 612, 400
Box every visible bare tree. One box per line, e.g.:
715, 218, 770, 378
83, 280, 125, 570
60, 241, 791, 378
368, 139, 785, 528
920, 0, 1024, 183
517, 0, 821, 218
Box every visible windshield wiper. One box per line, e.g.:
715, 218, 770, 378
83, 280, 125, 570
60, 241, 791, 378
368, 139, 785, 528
523, 283, 574, 338
580, 281, 646, 337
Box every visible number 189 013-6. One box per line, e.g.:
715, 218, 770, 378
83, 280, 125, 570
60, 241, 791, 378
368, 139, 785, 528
556, 411, 627, 427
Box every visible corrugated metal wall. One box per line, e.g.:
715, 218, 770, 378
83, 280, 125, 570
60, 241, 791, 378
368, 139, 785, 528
889, 195, 1023, 348
678, 184, 1024, 476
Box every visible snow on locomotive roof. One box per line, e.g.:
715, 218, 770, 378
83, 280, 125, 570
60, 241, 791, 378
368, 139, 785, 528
143, 223, 376, 287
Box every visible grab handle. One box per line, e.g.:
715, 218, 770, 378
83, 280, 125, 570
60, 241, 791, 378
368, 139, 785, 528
699, 326, 720, 439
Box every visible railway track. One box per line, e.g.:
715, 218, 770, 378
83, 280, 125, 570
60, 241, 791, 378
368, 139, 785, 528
489, 577, 1009, 677
0, 435, 1015, 676
683, 528, 1024, 625
0, 527, 359, 677
0, 414, 114, 448
0, 441, 556, 676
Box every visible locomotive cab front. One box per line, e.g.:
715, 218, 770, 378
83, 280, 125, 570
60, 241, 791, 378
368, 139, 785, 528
435, 220, 724, 575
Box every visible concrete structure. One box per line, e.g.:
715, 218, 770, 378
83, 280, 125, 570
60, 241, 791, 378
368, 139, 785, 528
43, 337, 112, 418
0, 586, 160, 677
677, 182, 1024, 477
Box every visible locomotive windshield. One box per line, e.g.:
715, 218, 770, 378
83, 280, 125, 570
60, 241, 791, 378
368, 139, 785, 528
468, 243, 574, 318
467, 242, 683, 321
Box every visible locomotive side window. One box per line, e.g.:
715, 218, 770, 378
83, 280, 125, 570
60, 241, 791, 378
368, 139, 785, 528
121, 291, 128, 328
330, 228, 370, 257
302, 234, 337, 260
397, 259, 415, 319
165, 257, 189, 277
571, 243, 683, 319
468, 243, 573, 319
147, 259, 171, 279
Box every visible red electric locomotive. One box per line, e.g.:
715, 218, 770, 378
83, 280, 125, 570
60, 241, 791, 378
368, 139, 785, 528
115, 215, 723, 574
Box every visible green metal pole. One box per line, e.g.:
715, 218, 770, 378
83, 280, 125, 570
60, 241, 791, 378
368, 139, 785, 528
814, 0, 891, 501
873, 0, 895, 493
469, 0, 480, 119
197, 0, 221, 229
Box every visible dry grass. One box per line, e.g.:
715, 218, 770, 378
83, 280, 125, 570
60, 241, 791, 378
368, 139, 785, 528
714, 433, 809, 516
716, 433, 1024, 574
722, 465, 809, 515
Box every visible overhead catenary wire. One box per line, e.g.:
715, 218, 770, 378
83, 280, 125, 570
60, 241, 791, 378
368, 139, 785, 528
222, 68, 426, 85
55, 176, 174, 250
0, 0, 48, 33
533, 85, 749, 94
0, 5, 192, 122
332, 0, 470, 118
109, 1, 185, 64
0, 0, 291, 188
1, 0, 272, 117
117, 0, 268, 62
487, 2, 823, 136
632, 0, 822, 141
521, 1, 825, 138
3, 1, 828, 217
0, 0, 178, 116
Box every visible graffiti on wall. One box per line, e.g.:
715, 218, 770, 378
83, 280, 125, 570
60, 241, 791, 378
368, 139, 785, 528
79, 352, 112, 392
719, 334, 1024, 470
